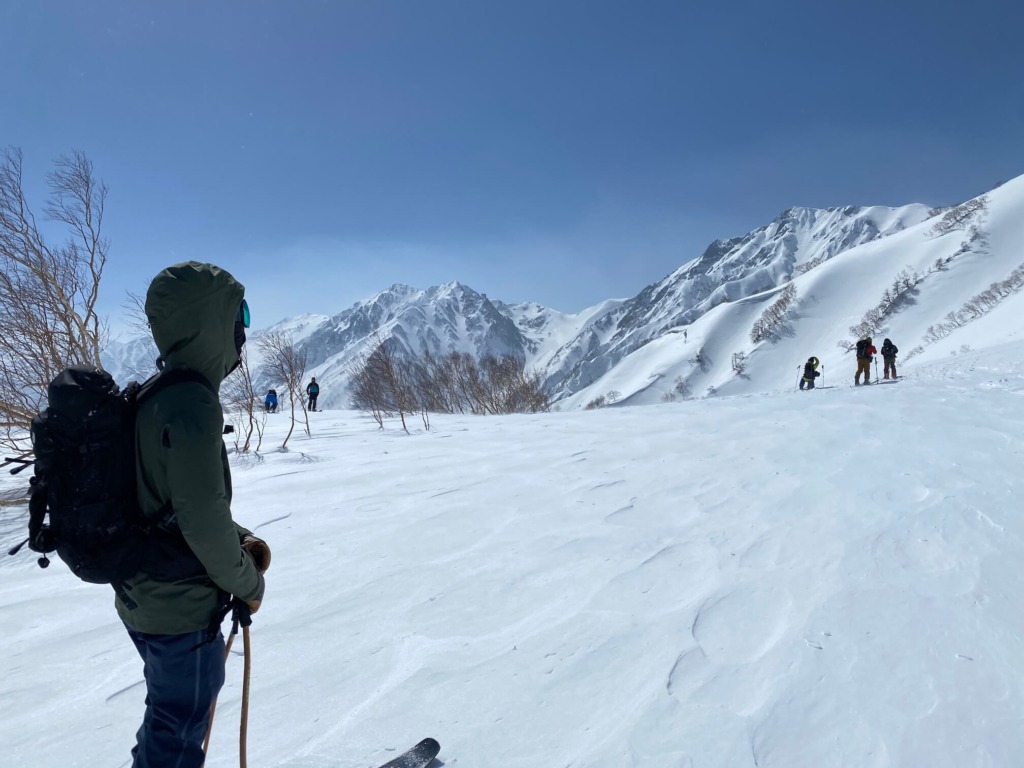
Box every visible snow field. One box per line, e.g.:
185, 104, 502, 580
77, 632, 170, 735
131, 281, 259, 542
3, 342, 1024, 767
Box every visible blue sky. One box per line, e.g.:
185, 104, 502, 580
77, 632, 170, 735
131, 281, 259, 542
4, 0, 1022, 332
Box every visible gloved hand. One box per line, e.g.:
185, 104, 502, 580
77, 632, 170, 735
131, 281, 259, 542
242, 535, 271, 574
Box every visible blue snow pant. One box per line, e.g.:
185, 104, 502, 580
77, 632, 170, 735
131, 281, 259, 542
126, 626, 226, 768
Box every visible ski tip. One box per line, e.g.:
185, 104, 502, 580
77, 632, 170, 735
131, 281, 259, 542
375, 737, 441, 768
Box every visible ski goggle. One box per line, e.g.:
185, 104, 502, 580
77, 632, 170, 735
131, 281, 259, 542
236, 299, 250, 328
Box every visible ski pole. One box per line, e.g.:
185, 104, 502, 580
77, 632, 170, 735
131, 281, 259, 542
202, 632, 234, 756
202, 601, 253, 767
874, 357, 879, 383
240, 623, 252, 768
821, 364, 825, 388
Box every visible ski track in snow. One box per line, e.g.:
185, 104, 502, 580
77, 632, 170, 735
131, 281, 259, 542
2, 345, 1024, 767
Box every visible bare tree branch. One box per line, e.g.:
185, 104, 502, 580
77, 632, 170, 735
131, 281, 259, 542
0, 148, 109, 451
257, 330, 308, 449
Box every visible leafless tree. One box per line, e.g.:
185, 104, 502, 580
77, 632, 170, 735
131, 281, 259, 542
841, 267, 923, 349
961, 298, 985, 320
0, 148, 109, 451
122, 288, 151, 336
750, 283, 797, 343
257, 330, 308, 449
348, 339, 549, 427
731, 351, 746, 374
930, 195, 988, 236
689, 346, 709, 372
348, 350, 387, 428
447, 352, 481, 413
361, 337, 415, 432
222, 348, 265, 452
794, 254, 827, 275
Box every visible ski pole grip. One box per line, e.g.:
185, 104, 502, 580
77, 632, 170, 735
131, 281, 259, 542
232, 598, 254, 629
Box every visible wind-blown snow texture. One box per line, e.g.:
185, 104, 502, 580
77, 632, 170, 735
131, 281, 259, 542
3, 341, 1024, 767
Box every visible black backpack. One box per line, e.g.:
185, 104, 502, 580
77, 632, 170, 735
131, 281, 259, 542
856, 339, 868, 359
9, 365, 210, 604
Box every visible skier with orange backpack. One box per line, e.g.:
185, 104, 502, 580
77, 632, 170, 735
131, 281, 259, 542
854, 336, 877, 385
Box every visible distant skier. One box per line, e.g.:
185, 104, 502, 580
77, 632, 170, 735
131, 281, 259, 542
881, 338, 899, 379
306, 377, 320, 411
799, 357, 821, 390
264, 389, 278, 413
854, 336, 877, 386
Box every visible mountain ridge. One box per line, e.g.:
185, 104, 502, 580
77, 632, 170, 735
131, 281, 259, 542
100, 185, 1020, 410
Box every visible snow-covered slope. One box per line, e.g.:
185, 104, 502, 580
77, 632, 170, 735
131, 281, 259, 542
4, 341, 1024, 767
100, 334, 160, 382
562, 177, 1022, 409
543, 203, 931, 398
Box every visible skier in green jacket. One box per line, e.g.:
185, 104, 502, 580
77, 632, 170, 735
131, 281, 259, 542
118, 262, 270, 767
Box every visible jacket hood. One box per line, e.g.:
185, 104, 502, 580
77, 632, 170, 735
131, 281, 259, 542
145, 262, 245, 389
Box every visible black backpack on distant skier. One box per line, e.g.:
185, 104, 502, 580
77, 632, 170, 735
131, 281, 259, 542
881, 341, 897, 357
856, 339, 868, 359
10, 365, 210, 599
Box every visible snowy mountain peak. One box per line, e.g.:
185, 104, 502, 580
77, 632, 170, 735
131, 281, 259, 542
288, 277, 528, 407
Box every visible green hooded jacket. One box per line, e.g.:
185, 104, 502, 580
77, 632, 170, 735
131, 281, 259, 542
116, 262, 265, 634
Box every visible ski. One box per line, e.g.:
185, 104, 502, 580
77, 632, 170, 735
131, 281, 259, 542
376, 737, 441, 768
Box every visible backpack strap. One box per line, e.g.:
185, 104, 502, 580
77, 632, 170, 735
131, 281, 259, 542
132, 367, 221, 579
137, 368, 216, 403
26, 478, 53, 554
